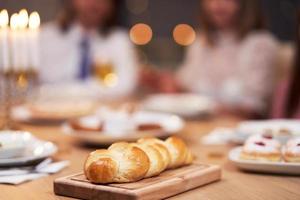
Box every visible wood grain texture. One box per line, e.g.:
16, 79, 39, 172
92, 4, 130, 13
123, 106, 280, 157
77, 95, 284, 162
54, 164, 221, 200
1, 114, 300, 200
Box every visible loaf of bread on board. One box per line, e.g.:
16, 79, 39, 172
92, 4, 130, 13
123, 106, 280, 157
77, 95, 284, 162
84, 136, 193, 184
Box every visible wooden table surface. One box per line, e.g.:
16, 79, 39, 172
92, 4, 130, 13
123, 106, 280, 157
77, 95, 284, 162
1, 115, 300, 200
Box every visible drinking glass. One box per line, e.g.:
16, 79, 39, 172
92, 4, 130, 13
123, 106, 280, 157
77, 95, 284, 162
93, 59, 118, 88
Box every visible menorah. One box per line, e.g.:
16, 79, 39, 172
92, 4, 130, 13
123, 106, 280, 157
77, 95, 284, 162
0, 9, 40, 130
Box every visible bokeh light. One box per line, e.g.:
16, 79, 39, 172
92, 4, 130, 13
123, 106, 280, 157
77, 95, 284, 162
173, 24, 196, 46
129, 23, 153, 45
103, 73, 118, 88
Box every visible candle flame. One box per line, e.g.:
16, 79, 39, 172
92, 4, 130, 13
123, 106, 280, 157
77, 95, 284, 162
18, 9, 29, 29
10, 13, 19, 30
29, 12, 40, 29
0, 9, 9, 28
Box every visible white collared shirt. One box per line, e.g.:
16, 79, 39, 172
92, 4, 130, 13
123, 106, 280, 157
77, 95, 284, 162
39, 22, 138, 98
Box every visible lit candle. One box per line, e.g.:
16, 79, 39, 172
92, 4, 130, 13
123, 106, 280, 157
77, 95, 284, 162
0, 10, 9, 72
28, 11, 40, 71
18, 9, 29, 70
10, 13, 21, 71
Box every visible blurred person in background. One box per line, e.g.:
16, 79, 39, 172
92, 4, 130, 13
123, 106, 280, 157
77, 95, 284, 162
272, 11, 300, 119
40, 0, 138, 98
148, 0, 279, 118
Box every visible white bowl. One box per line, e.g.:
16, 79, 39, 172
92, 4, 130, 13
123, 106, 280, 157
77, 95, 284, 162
0, 131, 32, 159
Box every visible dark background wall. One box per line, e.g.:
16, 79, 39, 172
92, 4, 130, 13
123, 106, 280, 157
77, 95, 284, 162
1, 0, 299, 65
1, 0, 298, 40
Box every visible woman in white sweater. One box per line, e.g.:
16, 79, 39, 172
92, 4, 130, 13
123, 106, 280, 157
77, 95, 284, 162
156, 0, 279, 117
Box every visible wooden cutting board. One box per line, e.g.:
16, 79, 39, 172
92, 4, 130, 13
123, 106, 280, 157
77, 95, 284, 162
54, 163, 221, 200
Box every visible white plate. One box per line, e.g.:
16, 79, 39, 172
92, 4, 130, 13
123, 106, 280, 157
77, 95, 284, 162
0, 133, 57, 167
234, 120, 300, 144
11, 102, 96, 123
229, 147, 300, 175
62, 111, 184, 145
142, 93, 216, 118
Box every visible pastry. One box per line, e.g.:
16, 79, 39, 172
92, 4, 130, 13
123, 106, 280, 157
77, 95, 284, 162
240, 140, 281, 162
246, 133, 281, 149
283, 138, 300, 163
276, 128, 292, 136
84, 136, 193, 184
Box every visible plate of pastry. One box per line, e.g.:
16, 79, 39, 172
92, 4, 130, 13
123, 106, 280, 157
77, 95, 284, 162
12, 99, 97, 123
233, 120, 300, 144
62, 108, 185, 145
229, 134, 300, 175
0, 131, 57, 167
142, 93, 216, 118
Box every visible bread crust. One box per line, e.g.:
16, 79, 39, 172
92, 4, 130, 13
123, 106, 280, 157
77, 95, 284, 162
84, 150, 117, 184
138, 138, 172, 170
109, 142, 150, 182
165, 136, 188, 168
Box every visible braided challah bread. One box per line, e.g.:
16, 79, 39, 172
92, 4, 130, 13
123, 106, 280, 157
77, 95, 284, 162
84, 136, 194, 184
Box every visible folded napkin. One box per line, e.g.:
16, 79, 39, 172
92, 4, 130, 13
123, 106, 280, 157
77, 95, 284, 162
0, 159, 69, 185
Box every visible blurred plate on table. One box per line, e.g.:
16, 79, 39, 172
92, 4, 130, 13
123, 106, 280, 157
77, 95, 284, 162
11, 100, 97, 123
33, 83, 99, 100
62, 110, 184, 145
229, 147, 300, 175
0, 131, 29, 159
142, 93, 216, 118
0, 131, 57, 167
233, 120, 300, 144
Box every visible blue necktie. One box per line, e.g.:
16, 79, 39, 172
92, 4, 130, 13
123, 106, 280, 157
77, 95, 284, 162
78, 35, 91, 80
